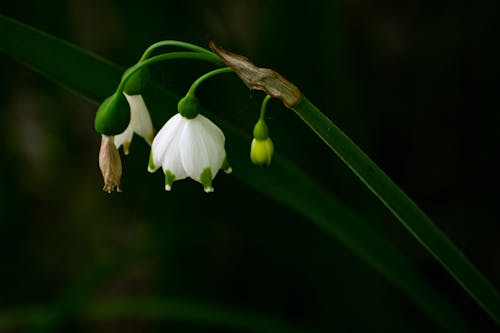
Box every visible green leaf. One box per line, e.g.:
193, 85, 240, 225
0, 16, 119, 102
292, 96, 500, 325
0, 14, 473, 332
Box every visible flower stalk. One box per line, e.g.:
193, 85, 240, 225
140, 40, 221, 61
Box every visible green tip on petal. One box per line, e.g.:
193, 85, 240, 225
200, 167, 214, 193
222, 156, 232, 174
147, 150, 156, 173
122, 141, 131, 155
165, 170, 176, 191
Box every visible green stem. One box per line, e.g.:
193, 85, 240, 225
259, 95, 272, 121
117, 51, 223, 92
291, 96, 500, 325
186, 67, 234, 96
141, 40, 216, 60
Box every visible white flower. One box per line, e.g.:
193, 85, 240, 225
148, 113, 231, 192
114, 93, 154, 155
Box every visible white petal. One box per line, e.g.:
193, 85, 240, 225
197, 115, 226, 176
197, 114, 225, 143
114, 124, 134, 149
123, 93, 154, 144
150, 114, 185, 172
161, 123, 188, 181
179, 117, 210, 181
180, 115, 226, 181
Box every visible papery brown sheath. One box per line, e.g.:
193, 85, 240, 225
209, 41, 301, 108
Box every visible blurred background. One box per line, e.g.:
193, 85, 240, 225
1, 0, 499, 332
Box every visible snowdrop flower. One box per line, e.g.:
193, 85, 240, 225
148, 96, 231, 192
114, 93, 154, 155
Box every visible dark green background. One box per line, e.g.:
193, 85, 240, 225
1, 0, 499, 332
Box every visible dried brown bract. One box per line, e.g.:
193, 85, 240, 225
209, 41, 301, 108
99, 134, 122, 193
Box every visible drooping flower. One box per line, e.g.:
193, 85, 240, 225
148, 113, 231, 192
99, 134, 122, 193
114, 93, 154, 155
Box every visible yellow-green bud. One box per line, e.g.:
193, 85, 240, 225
250, 137, 274, 166
178, 94, 200, 119
94, 93, 130, 136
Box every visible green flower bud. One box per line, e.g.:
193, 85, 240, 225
178, 94, 200, 119
94, 92, 130, 136
250, 137, 274, 166
123, 67, 150, 95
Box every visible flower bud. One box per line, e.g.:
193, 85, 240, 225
250, 118, 274, 166
250, 137, 274, 166
99, 134, 122, 193
94, 93, 130, 136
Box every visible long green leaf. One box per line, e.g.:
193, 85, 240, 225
0, 16, 120, 102
0, 14, 472, 331
292, 96, 500, 325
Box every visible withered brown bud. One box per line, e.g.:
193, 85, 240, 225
209, 41, 301, 108
99, 134, 122, 193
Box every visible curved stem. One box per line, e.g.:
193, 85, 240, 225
259, 95, 272, 120
291, 96, 500, 325
117, 52, 223, 92
141, 40, 216, 60
186, 67, 234, 96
